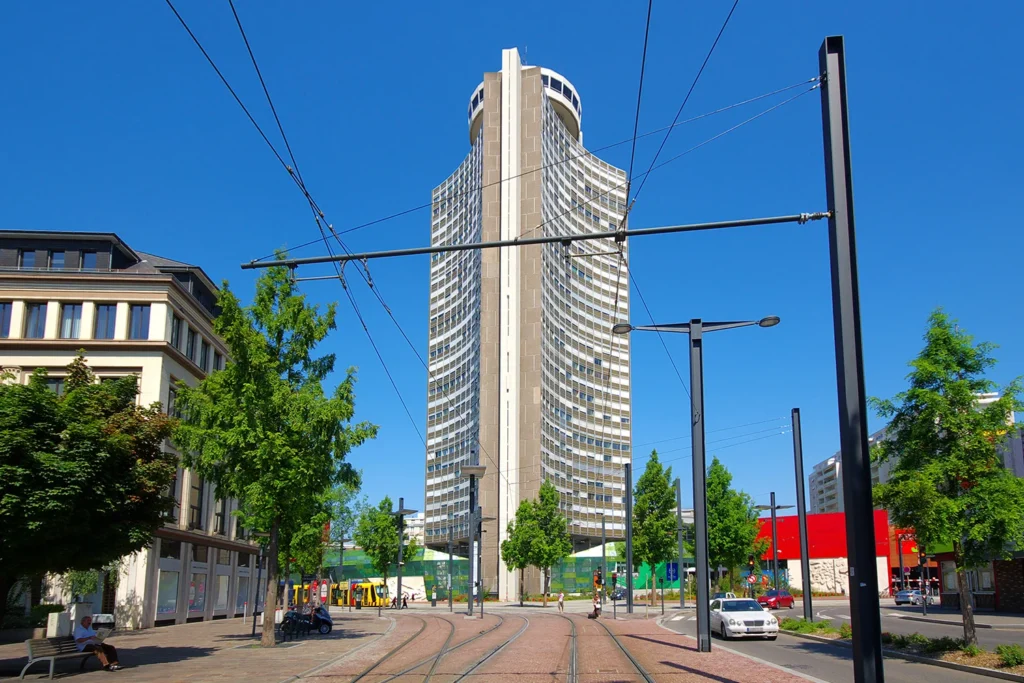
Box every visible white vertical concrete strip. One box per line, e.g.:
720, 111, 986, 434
115, 302, 130, 340
9, 301, 25, 339
150, 302, 168, 342
44, 301, 60, 339
80, 302, 96, 341
498, 47, 522, 600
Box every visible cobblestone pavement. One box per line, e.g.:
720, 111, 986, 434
0, 607, 822, 681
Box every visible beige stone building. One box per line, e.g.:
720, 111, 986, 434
424, 49, 632, 600
0, 230, 260, 629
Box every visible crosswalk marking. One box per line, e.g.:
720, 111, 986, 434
671, 615, 685, 621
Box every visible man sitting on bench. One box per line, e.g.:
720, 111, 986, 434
74, 616, 122, 672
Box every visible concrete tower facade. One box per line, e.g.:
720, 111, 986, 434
424, 49, 631, 600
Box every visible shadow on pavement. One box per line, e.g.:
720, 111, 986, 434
0, 645, 216, 679
660, 660, 743, 683
623, 633, 697, 652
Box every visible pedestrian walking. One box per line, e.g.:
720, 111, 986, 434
557, 591, 564, 613
402, 595, 408, 609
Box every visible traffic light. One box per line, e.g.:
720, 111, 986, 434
748, 554, 755, 571
611, 572, 618, 588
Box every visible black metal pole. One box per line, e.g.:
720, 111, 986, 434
919, 547, 927, 616
396, 498, 404, 610
792, 408, 813, 622
625, 463, 634, 614
601, 515, 607, 606
820, 34, 884, 683
448, 518, 453, 613
771, 492, 780, 592
676, 478, 684, 609
468, 475, 476, 616
251, 545, 263, 637
690, 320, 711, 653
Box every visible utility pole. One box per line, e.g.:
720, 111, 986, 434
447, 514, 453, 613
690, 321, 712, 653
771, 492, 780, 592
396, 497, 405, 610
601, 514, 607, 606
675, 478, 684, 609
792, 408, 813, 622
820, 34, 885, 683
625, 463, 634, 614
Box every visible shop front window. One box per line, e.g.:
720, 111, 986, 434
236, 577, 249, 612
157, 570, 179, 615
189, 574, 207, 612
215, 575, 229, 611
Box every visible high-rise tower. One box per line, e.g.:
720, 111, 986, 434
424, 49, 631, 600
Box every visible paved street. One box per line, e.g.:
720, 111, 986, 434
660, 607, 1017, 683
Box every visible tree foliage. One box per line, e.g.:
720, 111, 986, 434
0, 355, 176, 623
632, 451, 677, 596
501, 499, 539, 606
353, 496, 400, 585
872, 310, 1024, 645
173, 264, 376, 645
530, 481, 572, 604
704, 456, 766, 588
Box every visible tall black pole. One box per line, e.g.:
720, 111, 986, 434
251, 545, 263, 637
625, 463, 634, 614
396, 497, 405, 610
447, 516, 453, 613
601, 515, 607, 606
676, 478, 684, 609
792, 408, 813, 622
690, 319, 711, 653
820, 35, 884, 683
468, 474, 477, 616
770, 492, 780, 592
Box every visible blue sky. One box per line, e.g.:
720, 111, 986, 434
3, 2, 1022, 516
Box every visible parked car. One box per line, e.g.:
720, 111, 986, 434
710, 598, 779, 640
757, 589, 795, 610
610, 587, 627, 601
710, 592, 737, 601
894, 590, 935, 606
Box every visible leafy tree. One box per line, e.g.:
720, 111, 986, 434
872, 310, 1024, 646
633, 451, 677, 604
0, 355, 176, 624
704, 456, 767, 590
354, 496, 400, 589
531, 481, 573, 606
501, 499, 539, 606
173, 265, 376, 646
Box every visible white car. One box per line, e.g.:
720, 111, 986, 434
710, 598, 779, 640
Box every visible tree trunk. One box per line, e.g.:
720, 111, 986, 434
954, 543, 978, 646
519, 569, 524, 607
542, 569, 548, 607
261, 517, 281, 647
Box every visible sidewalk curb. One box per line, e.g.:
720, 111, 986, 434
653, 614, 831, 683
780, 630, 1024, 682
896, 614, 1024, 631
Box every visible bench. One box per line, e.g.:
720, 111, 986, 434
19, 637, 97, 680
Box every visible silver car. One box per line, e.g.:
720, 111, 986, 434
710, 598, 779, 640
894, 589, 935, 606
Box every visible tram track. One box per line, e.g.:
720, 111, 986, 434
450, 614, 530, 682
376, 614, 506, 683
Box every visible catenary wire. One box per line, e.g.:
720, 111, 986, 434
634, 416, 788, 448
625, 0, 654, 196
247, 77, 818, 262
626, 0, 740, 212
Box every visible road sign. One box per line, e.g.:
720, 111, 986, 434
666, 563, 679, 582
747, 574, 756, 584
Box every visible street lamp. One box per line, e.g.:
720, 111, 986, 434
613, 315, 780, 653
250, 531, 271, 638
395, 499, 418, 611
755, 494, 795, 592
460, 464, 486, 616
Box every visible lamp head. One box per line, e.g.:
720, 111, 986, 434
612, 323, 633, 335
758, 316, 781, 328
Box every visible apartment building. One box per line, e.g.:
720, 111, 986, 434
0, 230, 259, 629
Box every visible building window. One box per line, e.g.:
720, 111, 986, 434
23, 303, 46, 338
48, 251, 65, 269
186, 329, 197, 361
167, 384, 179, 418
0, 302, 11, 338
170, 314, 182, 349
44, 377, 65, 396
18, 250, 35, 269
59, 303, 83, 339
189, 477, 205, 530
128, 304, 150, 340
80, 251, 97, 270
214, 498, 227, 535
213, 352, 223, 371
157, 570, 179, 616
159, 539, 182, 560
164, 471, 179, 523
94, 304, 117, 339
199, 340, 210, 372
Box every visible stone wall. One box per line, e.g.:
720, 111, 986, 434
995, 559, 1024, 612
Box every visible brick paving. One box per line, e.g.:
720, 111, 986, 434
0, 607, 826, 681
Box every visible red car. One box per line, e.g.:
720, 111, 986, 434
757, 589, 795, 610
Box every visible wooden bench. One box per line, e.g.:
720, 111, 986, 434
19, 637, 97, 680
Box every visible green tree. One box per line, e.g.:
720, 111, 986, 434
531, 481, 573, 606
0, 355, 176, 624
633, 451, 677, 604
501, 499, 539, 606
872, 310, 1024, 646
704, 456, 767, 590
173, 264, 376, 646
354, 496, 400, 590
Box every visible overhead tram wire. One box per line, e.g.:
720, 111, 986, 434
628, 268, 689, 398
634, 415, 788, 448
246, 77, 819, 263
167, 0, 426, 444
626, 0, 654, 195
625, 0, 741, 213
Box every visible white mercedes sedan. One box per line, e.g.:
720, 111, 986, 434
710, 598, 779, 640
